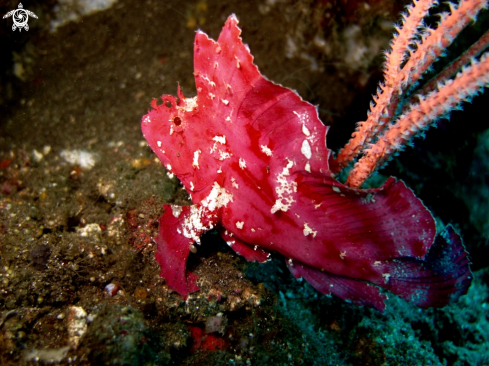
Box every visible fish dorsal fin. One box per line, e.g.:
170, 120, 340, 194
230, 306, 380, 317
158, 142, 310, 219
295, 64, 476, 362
192, 15, 332, 199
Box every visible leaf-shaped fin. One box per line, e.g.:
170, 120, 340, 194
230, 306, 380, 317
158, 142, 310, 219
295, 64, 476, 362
155, 204, 217, 298
193, 15, 331, 190
194, 14, 261, 110
288, 225, 471, 311
287, 260, 387, 311
381, 225, 472, 308
293, 174, 436, 267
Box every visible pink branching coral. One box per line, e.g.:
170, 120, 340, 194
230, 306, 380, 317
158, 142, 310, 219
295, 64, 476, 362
331, 0, 489, 188
140, 0, 482, 311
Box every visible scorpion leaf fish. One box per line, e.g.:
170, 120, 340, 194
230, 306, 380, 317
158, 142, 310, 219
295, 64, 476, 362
141, 15, 471, 311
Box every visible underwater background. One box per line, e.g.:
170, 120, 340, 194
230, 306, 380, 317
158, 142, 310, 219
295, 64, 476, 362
0, 0, 488, 364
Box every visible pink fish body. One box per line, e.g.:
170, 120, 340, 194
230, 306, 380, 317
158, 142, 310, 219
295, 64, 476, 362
141, 15, 471, 311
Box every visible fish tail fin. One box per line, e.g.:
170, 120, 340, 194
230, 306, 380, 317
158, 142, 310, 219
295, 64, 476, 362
382, 225, 472, 308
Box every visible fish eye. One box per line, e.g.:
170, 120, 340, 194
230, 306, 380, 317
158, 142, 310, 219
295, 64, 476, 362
173, 116, 182, 126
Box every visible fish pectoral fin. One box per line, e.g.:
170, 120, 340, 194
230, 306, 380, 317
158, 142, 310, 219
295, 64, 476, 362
155, 203, 218, 298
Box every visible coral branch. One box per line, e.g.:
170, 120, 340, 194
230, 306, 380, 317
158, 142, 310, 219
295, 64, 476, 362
332, 0, 435, 173
385, 0, 436, 86
332, 0, 488, 178
409, 27, 489, 102
399, 0, 487, 90
347, 52, 489, 188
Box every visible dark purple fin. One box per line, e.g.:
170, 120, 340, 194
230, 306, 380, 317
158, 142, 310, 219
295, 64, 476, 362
382, 225, 472, 308
220, 228, 271, 263
155, 205, 200, 299
287, 260, 387, 311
